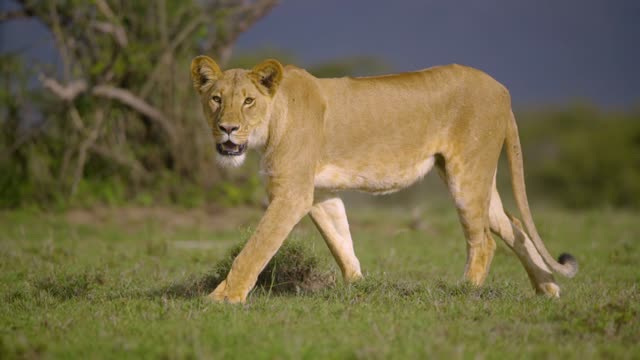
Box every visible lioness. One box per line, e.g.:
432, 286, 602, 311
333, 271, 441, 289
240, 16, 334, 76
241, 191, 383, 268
190, 56, 577, 303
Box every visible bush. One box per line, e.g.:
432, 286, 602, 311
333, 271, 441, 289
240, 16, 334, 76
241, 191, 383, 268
517, 105, 640, 209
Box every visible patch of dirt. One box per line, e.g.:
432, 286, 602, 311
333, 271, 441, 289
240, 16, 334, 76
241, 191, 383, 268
65, 205, 261, 232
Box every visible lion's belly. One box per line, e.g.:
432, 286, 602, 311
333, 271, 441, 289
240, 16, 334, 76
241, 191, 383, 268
314, 156, 436, 195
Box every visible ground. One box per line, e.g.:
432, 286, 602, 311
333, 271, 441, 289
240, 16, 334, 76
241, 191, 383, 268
0, 203, 638, 359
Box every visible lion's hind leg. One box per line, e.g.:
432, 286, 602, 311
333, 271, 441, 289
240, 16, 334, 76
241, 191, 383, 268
488, 184, 560, 297
439, 159, 496, 286
309, 197, 363, 282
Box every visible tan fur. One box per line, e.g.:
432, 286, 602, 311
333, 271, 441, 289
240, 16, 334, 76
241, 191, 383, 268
190, 57, 577, 303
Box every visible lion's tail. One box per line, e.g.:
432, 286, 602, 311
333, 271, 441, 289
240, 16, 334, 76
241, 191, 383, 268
505, 111, 578, 278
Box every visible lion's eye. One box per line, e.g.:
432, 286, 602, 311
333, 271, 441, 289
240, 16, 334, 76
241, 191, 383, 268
212, 96, 222, 103
244, 97, 254, 105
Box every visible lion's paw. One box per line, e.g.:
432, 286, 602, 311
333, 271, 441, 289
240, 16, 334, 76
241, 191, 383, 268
207, 280, 246, 304
344, 270, 364, 283
537, 282, 561, 298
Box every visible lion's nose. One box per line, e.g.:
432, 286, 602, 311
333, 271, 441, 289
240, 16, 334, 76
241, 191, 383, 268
219, 124, 239, 134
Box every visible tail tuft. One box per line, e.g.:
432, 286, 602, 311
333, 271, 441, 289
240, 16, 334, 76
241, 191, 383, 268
558, 253, 578, 278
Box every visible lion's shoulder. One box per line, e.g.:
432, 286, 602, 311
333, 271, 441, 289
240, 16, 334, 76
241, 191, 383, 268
276, 66, 325, 103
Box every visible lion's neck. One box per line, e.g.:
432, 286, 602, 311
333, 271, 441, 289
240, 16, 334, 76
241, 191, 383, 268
260, 99, 289, 154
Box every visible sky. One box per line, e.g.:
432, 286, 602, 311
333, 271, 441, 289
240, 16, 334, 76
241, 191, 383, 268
2, 0, 639, 108
234, 0, 640, 108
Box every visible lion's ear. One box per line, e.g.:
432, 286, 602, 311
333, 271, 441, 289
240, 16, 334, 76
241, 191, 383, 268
249, 59, 283, 96
190, 55, 221, 93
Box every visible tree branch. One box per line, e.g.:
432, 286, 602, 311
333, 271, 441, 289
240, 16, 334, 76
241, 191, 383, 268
94, 0, 116, 20
92, 0, 128, 47
39, 75, 87, 101
91, 21, 128, 47
69, 107, 105, 196
92, 85, 175, 137
47, 0, 73, 81
39, 75, 176, 141
140, 14, 205, 98
64, 106, 150, 182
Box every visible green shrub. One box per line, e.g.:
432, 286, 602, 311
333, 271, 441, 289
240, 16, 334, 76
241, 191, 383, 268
518, 105, 640, 209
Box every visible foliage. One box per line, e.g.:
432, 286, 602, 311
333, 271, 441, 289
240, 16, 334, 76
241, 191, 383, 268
517, 105, 640, 209
0, 54, 59, 208
0, 0, 278, 209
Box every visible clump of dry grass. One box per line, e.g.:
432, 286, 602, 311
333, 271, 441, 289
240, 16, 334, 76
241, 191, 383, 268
160, 241, 335, 298
220, 241, 335, 294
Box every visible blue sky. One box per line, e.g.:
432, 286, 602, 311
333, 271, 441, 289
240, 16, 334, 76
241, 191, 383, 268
235, 0, 640, 107
2, 0, 639, 108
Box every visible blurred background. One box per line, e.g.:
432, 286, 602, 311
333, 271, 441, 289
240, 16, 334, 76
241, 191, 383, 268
1, 0, 639, 211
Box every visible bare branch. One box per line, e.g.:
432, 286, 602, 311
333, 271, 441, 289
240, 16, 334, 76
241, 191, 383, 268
39, 75, 87, 101
39, 75, 175, 141
91, 21, 128, 47
48, 0, 73, 81
140, 14, 205, 98
92, 0, 128, 48
92, 85, 175, 137
94, 0, 117, 20
64, 104, 150, 182
69, 107, 105, 196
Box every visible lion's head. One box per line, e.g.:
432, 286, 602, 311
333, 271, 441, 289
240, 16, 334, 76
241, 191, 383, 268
190, 56, 283, 167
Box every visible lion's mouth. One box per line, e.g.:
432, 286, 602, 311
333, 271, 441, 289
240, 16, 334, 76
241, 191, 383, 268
216, 141, 247, 156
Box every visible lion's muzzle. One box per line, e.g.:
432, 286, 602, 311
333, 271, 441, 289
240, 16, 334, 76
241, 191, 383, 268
216, 141, 247, 156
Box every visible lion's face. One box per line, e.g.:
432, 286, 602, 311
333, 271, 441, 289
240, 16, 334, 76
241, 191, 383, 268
197, 70, 269, 168
190, 56, 283, 167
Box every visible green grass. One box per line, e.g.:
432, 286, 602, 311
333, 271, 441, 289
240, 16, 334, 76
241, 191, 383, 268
1, 204, 639, 359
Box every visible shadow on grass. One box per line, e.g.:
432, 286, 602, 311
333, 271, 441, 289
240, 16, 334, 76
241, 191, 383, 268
149, 271, 223, 299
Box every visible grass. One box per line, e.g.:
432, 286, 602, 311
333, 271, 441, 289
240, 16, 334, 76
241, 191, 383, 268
0, 204, 639, 359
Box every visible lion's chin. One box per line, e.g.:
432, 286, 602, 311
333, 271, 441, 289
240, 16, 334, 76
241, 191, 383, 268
216, 152, 246, 168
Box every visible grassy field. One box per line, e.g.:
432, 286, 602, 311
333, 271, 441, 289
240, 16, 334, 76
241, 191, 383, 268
1, 203, 638, 359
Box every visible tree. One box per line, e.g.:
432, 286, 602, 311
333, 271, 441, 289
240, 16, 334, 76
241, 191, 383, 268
0, 0, 278, 206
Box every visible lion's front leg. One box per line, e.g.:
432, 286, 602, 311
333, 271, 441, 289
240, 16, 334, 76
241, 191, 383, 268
209, 195, 312, 304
